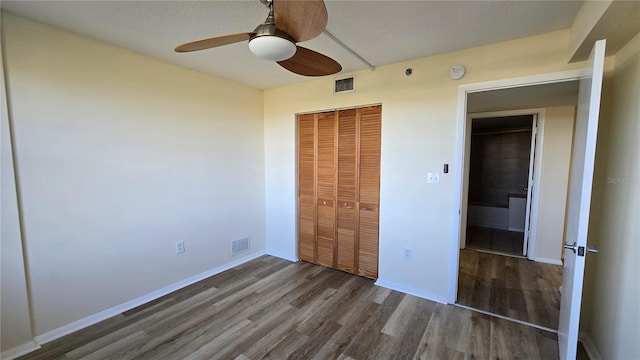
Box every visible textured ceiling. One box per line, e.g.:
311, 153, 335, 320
1, 0, 584, 89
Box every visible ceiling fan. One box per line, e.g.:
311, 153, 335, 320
175, 0, 342, 77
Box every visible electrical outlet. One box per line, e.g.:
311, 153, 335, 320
176, 241, 185, 254
403, 247, 413, 260
427, 172, 440, 184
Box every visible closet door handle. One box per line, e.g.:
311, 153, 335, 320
323, 201, 327, 205
344, 203, 349, 207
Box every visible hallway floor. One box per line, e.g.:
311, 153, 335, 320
466, 225, 525, 257
457, 248, 563, 330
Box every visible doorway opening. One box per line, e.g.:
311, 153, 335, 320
466, 114, 535, 258
449, 43, 606, 357
450, 77, 582, 333
457, 110, 565, 331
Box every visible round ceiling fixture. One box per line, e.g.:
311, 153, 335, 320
449, 64, 466, 80
249, 35, 296, 61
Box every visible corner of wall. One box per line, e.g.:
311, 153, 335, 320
579, 332, 603, 360
0, 341, 40, 360
567, 0, 612, 62
1, 12, 36, 355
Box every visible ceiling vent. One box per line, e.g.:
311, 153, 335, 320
334, 76, 355, 94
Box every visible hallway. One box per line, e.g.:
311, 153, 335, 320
457, 249, 563, 330
466, 225, 525, 257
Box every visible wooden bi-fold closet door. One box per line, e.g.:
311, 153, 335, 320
296, 105, 381, 279
316, 111, 337, 268
297, 113, 316, 263
336, 109, 357, 273
356, 106, 382, 278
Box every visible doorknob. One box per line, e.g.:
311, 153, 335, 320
564, 242, 599, 257
564, 242, 577, 254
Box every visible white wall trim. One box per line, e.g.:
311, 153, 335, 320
449, 68, 586, 303
33, 250, 267, 345
579, 331, 602, 360
375, 278, 448, 304
459, 69, 584, 93
535, 257, 563, 266
266, 249, 298, 262
1, 340, 40, 360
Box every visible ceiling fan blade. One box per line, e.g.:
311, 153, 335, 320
273, 0, 328, 42
175, 32, 253, 53
277, 46, 341, 76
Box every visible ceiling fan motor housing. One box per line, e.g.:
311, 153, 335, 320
249, 23, 297, 61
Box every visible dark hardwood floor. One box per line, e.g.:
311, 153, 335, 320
19, 255, 559, 360
457, 248, 563, 330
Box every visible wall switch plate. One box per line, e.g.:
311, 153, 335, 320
403, 247, 413, 260
176, 241, 185, 254
427, 172, 440, 184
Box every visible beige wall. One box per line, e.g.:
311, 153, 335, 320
534, 106, 575, 262
583, 32, 639, 359
1, 11, 266, 344
264, 30, 584, 299
0, 14, 35, 355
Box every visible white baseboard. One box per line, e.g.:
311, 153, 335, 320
534, 256, 563, 265
579, 331, 602, 360
34, 250, 267, 345
374, 278, 448, 304
1, 340, 40, 360
266, 249, 298, 262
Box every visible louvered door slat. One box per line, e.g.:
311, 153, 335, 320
316, 112, 336, 267
336, 109, 357, 272
297, 114, 316, 263
357, 106, 381, 278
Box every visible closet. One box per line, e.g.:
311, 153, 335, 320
297, 105, 381, 279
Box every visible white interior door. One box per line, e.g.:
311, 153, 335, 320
523, 115, 537, 257
558, 39, 606, 360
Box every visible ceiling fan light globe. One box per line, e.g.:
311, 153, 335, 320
249, 36, 296, 61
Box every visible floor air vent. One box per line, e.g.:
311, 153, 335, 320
231, 237, 249, 255
334, 77, 355, 94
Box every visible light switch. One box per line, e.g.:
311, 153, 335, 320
427, 172, 440, 184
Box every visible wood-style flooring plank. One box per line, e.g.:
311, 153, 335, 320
242, 287, 338, 360
313, 301, 380, 359
457, 248, 563, 329
376, 296, 435, 359
18, 255, 559, 360
342, 291, 404, 359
